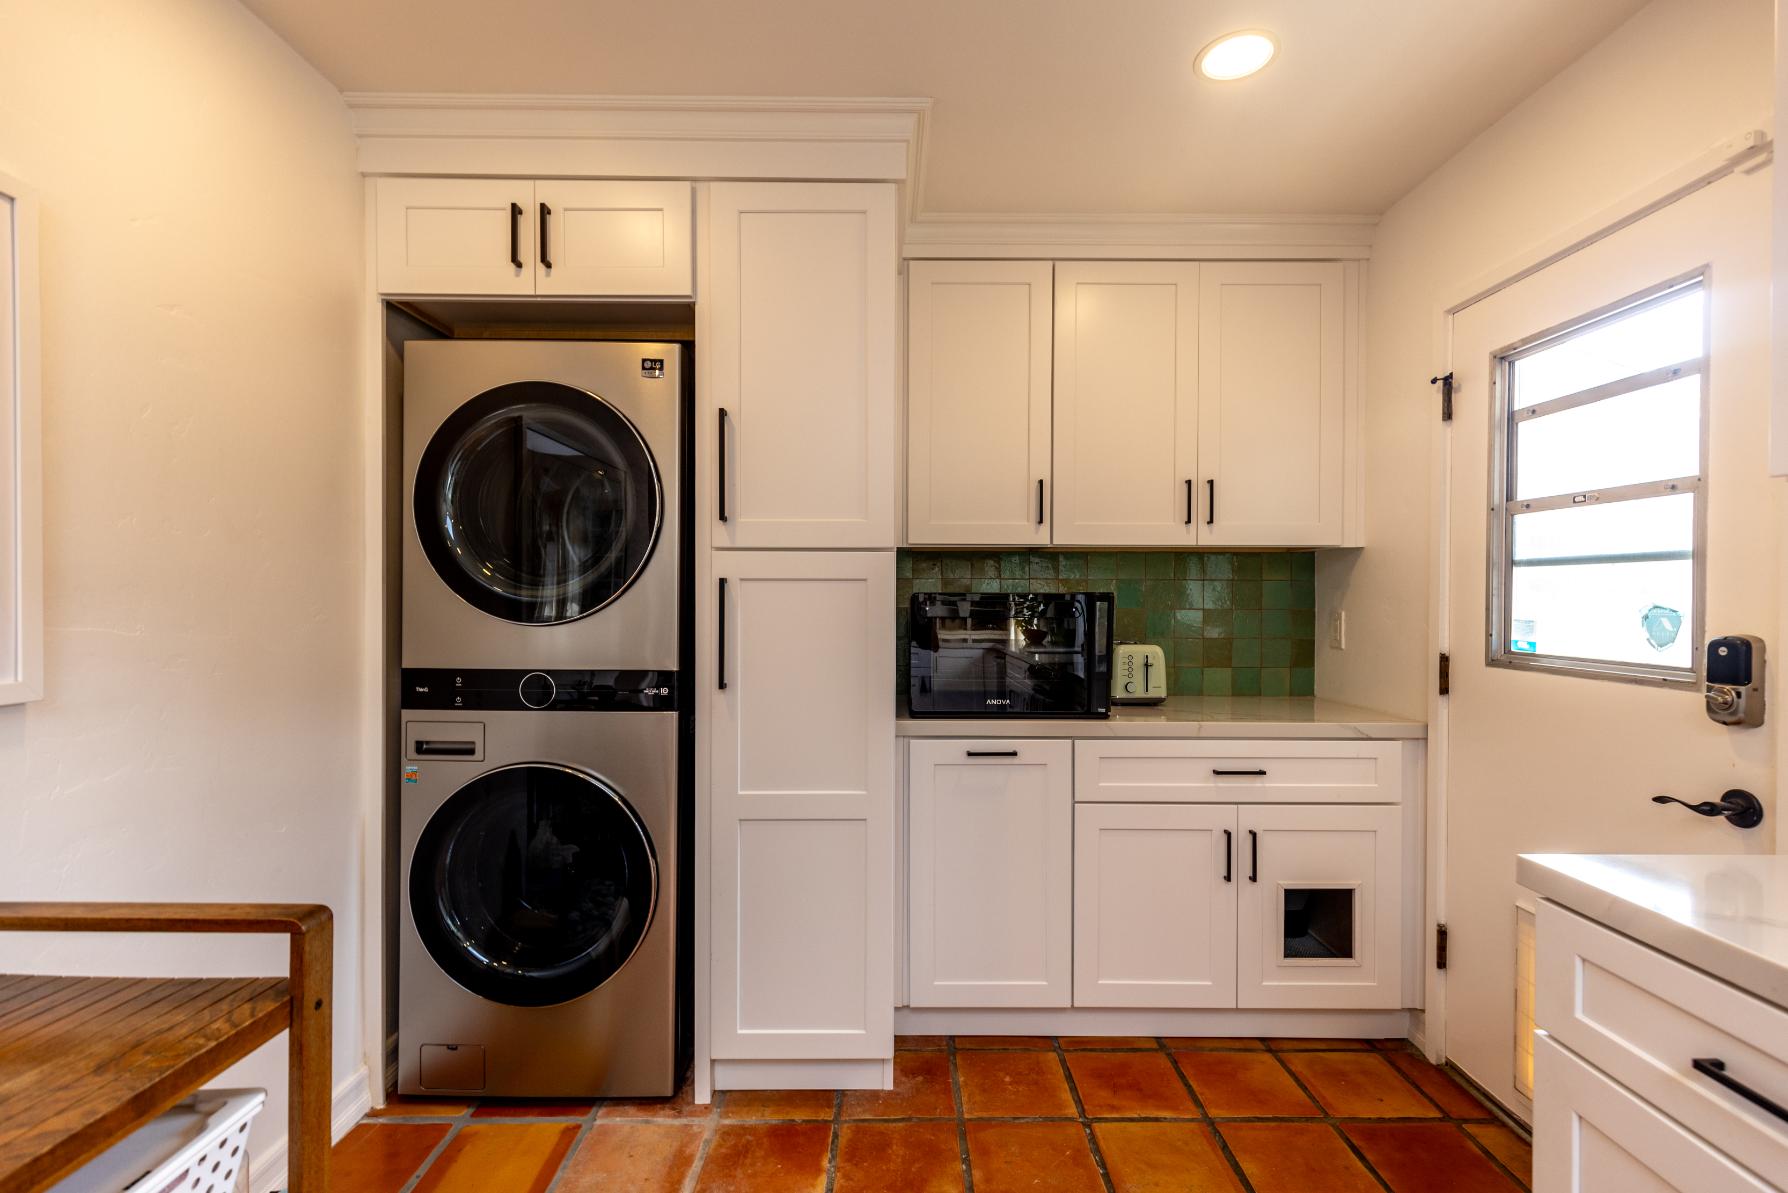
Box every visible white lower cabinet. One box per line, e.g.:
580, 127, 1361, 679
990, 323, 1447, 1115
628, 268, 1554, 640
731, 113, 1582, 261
1074, 803, 1237, 1008
1237, 804, 1402, 1009
908, 740, 1072, 1007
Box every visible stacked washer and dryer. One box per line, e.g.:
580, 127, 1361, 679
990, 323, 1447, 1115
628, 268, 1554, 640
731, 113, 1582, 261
397, 341, 688, 1098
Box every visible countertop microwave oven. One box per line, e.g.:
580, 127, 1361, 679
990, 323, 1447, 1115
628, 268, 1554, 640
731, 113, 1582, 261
907, 591, 1114, 718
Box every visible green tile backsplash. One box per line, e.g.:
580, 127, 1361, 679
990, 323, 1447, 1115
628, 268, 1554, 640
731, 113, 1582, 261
896, 550, 1317, 700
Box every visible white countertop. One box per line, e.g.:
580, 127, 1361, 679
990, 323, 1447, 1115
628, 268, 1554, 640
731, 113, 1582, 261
1518, 853, 1788, 1007
895, 696, 1426, 740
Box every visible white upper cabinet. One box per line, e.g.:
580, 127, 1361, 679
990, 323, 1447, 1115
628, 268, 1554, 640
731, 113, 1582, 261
534, 180, 692, 298
1051, 263, 1201, 546
708, 182, 897, 549
375, 177, 693, 297
377, 177, 536, 296
1198, 262, 1346, 546
907, 262, 1053, 546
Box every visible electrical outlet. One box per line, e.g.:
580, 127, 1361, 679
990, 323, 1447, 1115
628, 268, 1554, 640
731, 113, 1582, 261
1329, 610, 1347, 650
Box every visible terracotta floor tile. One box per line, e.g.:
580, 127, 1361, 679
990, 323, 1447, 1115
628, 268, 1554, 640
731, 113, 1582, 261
554, 1122, 705, 1193
410, 1122, 578, 1193
1174, 1051, 1319, 1117
720, 1088, 837, 1120
1162, 1037, 1266, 1050
1265, 1036, 1372, 1050
1386, 1053, 1493, 1118
1064, 1051, 1198, 1118
598, 1077, 715, 1120
965, 1121, 1105, 1193
331, 1122, 450, 1193
957, 1050, 1077, 1118
1059, 1035, 1159, 1050
834, 1121, 965, 1193
471, 1098, 595, 1118
364, 1095, 470, 1118
953, 1035, 1054, 1049
1219, 1122, 1380, 1193
1280, 1051, 1442, 1118
1094, 1122, 1245, 1192
897, 1034, 949, 1050
1466, 1123, 1534, 1187
1345, 1123, 1524, 1192
842, 1049, 955, 1118
693, 1122, 831, 1193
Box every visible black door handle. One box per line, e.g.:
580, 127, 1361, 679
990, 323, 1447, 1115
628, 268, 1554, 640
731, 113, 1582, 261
1223, 829, 1232, 883
1692, 1058, 1788, 1123
966, 750, 1019, 758
1248, 829, 1258, 882
1185, 479, 1193, 525
1206, 479, 1215, 526
539, 202, 552, 270
1652, 791, 1764, 829
1213, 769, 1268, 777
717, 577, 728, 690
717, 408, 730, 523
1037, 479, 1045, 525
509, 202, 523, 269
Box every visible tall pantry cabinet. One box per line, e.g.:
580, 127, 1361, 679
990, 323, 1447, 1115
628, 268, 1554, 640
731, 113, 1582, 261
701, 183, 899, 1084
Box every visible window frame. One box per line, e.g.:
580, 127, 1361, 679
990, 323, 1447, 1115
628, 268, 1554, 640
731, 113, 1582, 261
0, 167, 42, 706
1484, 270, 1710, 688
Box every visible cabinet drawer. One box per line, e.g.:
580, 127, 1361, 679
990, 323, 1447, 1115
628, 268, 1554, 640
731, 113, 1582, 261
1537, 902, 1788, 1181
1073, 740, 1401, 804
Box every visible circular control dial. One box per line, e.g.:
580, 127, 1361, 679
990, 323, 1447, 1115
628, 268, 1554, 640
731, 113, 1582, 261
518, 671, 557, 709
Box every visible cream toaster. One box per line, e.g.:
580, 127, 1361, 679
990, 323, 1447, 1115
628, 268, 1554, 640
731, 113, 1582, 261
1111, 642, 1168, 704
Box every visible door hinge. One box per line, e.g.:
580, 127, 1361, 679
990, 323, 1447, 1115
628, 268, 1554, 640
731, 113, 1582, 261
1429, 372, 1454, 422
1438, 652, 1451, 697
1436, 923, 1449, 970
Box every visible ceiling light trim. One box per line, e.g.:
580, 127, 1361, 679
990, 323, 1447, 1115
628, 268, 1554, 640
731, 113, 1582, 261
1195, 29, 1279, 81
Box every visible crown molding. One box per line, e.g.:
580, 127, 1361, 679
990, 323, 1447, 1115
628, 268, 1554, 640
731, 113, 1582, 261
345, 93, 932, 222
903, 212, 1379, 260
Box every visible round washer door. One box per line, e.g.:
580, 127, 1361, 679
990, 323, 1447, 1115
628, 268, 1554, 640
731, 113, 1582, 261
410, 763, 658, 1007
414, 381, 662, 625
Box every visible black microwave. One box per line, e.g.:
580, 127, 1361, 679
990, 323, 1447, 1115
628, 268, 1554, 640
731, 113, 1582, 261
907, 591, 1114, 718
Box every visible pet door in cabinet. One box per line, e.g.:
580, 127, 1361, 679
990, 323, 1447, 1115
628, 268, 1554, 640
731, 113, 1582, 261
1237, 804, 1402, 1009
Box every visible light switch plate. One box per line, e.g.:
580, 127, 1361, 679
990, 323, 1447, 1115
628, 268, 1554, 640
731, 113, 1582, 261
1329, 610, 1347, 650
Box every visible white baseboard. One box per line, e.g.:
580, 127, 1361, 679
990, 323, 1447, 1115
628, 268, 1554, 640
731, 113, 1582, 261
250, 1066, 372, 1193
893, 1007, 1412, 1038
710, 1058, 893, 1093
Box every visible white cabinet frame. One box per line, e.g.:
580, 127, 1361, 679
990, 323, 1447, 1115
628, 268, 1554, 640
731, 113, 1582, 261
0, 169, 42, 706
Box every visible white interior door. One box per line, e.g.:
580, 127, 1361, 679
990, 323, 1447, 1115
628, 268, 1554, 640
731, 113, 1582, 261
1443, 167, 1778, 1117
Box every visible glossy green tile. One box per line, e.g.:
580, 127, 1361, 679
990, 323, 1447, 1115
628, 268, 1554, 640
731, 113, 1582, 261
1142, 583, 1177, 612
1056, 553, 1087, 580
1291, 609, 1316, 637
1232, 639, 1261, 668
1232, 668, 1262, 696
1233, 554, 1262, 580
1117, 554, 1146, 579
1261, 580, 1290, 610
1175, 580, 1203, 607
1176, 553, 1205, 579
1116, 579, 1144, 609
1204, 639, 1233, 668
1262, 638, 1293, 668
1173, 609, 1204, 637
1292, 639, 1316, 668
1144, 553, 1176, 579
1176, 638, 1204, 667
1291, 667, 1315, 696
896, 553, 913, 579
1204, 553, 1235, 579
1261, 554, 1291, 580
1204, 580, 1233, 610
1145, 609, 1174, 639
973, 555, 1001, 580
941, 555, 972, 581
1292, 553, 1316, 581
1001, 553, 1029, 579
1001, 578, 1031, 593
1231, 580, 1262, 610
1173, 667, 1203, 696
1260, 668, 1291, 697
1291, 579, 1315, 610
971, 577, 1001, 593
911, 556, 940, 582
1115, 608, 1145, 640
1233, 610, 1263, 639
1029, 554, 1057, 578
896, 579, 915, 604
1203, 609, 1235, 639
1262, 610, 1292, 639
1087, 552, 1118, 579
1203, 669, 1233, 696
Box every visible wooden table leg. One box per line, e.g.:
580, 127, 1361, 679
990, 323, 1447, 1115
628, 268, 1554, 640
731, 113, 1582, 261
287, 914, 333, 1193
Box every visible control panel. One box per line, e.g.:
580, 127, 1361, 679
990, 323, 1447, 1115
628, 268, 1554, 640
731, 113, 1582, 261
401, 668, 679, 712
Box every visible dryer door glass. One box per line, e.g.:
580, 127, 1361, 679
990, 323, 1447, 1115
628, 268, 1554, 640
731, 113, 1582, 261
415, 381, 662, 625
411, 764, 658, 1007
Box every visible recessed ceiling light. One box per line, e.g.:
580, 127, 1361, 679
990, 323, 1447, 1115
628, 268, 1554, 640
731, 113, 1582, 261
1196, 30, 1277, 81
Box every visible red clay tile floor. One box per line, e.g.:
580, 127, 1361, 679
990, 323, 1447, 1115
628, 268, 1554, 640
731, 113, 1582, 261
335, 1036, 1532, 1192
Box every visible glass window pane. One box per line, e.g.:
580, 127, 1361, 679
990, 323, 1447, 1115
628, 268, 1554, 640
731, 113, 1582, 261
1512, 493, 1693, 563
1509, 557, 1693, 669
1514, 375, 1700, 500
1511, 285, 1704, 407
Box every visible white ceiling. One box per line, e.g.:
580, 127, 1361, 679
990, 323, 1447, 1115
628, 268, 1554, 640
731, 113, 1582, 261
241, 0, 1650, 217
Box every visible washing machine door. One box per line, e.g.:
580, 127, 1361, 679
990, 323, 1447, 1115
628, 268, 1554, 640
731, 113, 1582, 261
410, 763, 658, 1007
414, 381, 662, 625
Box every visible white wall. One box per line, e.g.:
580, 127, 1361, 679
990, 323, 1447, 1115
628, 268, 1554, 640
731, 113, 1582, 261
1317, 0, 1773, 719
0, 0, 366, 1181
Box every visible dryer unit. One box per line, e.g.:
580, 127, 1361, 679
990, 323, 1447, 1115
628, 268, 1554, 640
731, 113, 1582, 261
403, 340, 682, 671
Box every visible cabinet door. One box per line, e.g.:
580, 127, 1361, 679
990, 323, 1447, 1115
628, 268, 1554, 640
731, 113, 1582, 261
1237, 804, 1401, 1009
907, 262, 1053, 546
1199, 262, 1345, 546
908, 740, 1072, 1007
535, 181, 693, 298
1074, 803, 1238, 1008
1053, 263, 1199, 546
707, 183, 897, 548
709, 551, 894, 1061
1533, 1033, 1775, 1193
375, 177, 535, 296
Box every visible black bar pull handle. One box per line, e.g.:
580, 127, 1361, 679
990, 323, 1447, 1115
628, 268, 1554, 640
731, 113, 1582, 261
1037, 479, 1045, 525
1223, 829, 1233, 883
415, 741, 476, 757
1206, 479, 1215, 526
1185, 479, 1193, 525
1692, 1058, 1788, 1123
966, 749, 1020, 758
1214, 768, 1269, 777
1248, 829, 1258, 882
509, 202, 524, 269
717, 577, 728, 690
717, 408, 730, 523
539, 202, 552, 270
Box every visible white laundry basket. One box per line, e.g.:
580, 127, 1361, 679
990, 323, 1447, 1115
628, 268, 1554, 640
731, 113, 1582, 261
48, 1088, 266, 1193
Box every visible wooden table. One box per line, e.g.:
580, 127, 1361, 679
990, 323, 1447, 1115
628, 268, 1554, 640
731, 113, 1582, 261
0, 904, 332, 1193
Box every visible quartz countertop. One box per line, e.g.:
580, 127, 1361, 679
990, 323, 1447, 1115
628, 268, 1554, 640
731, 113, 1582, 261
895, 696, 1426, 740
1518, 853, 1788, 1007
